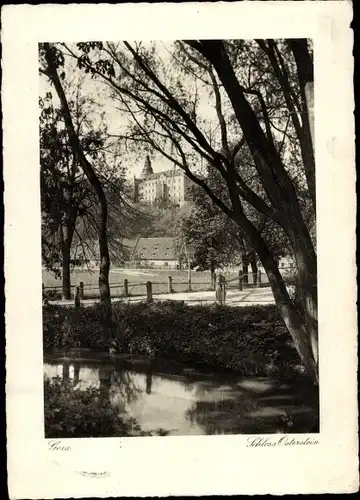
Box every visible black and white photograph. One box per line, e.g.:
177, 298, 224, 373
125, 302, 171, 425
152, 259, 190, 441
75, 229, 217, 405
39, 38, 320, 438
4, 2, 357, 498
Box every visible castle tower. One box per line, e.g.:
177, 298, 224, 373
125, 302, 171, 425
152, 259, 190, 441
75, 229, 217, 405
141, 155, 154, 178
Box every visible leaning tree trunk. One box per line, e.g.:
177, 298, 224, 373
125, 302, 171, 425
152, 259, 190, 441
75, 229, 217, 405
43, 44, 112, 328
230, 210, 318, 383
285, 220, 318, 368
239, 210, 318, 382
257, 245, 318, 383
194, 41, 318, 382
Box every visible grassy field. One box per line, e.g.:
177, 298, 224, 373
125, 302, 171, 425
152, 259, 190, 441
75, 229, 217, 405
42, 267, 269, 298
42, 268, 221, 297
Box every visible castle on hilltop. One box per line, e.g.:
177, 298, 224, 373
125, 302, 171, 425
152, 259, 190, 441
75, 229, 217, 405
131, 156, 191, 207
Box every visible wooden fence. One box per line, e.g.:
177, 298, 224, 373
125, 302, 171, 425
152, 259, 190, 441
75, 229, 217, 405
43, 269, 274, 307
42, 276, 212, 300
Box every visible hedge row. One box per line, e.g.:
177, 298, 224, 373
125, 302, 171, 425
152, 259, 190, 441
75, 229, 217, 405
43, 301, 305, 378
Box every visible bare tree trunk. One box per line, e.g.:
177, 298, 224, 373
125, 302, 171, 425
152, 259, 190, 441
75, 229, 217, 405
98, 220, 111, 324
61, 215, 76, 301
288, 39, 316, 211
250, 254, 258, 287
286, 226, 318, 367
62, 243, 71, 300
210, 265, 216, 291
224, 190, 318, 382
257, 245, 318, 383
242, 256, 249, 285
236, 213, 318, 382
59, 227, 71, 300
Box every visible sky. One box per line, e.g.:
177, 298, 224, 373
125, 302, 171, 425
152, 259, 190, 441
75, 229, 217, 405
39, 41, 218, 180
39, 40, 296, 185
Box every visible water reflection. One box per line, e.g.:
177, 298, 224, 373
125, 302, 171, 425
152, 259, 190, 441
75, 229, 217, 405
185, 378, 319, 435
74, 363, 80, 385
99, 365, 112, 399
146, 371, 152, 395
44, 357, 318, 436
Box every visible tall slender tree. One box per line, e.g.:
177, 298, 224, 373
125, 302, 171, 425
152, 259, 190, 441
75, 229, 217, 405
40, 43, 112, 322
40, 87, 111, 299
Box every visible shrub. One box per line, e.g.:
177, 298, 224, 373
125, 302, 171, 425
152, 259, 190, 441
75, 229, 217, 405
43, 301, 304, 378
44, 377, 169, 438
43, 289, 62, 301
43, 304, 108, 351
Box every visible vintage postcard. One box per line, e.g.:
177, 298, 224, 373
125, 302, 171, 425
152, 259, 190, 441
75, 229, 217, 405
3, 1, 358, 498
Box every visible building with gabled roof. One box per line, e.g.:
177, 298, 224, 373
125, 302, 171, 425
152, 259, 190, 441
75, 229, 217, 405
129, 236, 181, 269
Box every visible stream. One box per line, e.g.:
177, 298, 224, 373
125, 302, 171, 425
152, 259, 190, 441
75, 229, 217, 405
44, 350, 319, 436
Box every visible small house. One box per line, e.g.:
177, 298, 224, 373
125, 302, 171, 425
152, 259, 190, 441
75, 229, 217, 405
130, 237, 181, 269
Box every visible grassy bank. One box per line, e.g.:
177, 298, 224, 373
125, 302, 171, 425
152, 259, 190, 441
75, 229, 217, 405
43, 301, 306, 378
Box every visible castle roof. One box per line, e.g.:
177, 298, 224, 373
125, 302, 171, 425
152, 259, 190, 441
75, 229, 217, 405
138, 167, 186, 182
146, 170, 179, 180
141, 155, 154, 178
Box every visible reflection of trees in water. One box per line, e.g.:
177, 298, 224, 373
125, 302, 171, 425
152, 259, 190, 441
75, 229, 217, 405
62, 361, 70, 381
180, 377, 237, 399
99, 365, 113, 400
58, 361, 81, 385
185, 382, 319, 435
73, 363, 80, 385
58, 361, 143, 406
146, 372, 152, 394
110, 368, 143, 405
186, 390, 259, 435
